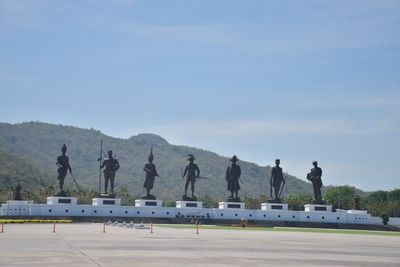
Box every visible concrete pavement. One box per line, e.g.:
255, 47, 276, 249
0, 223, 399, 266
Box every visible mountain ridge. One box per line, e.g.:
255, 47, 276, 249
0, 121, 314, 199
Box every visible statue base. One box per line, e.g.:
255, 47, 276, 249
267, 199, 282, 204
47, 197, 77, 205
92, 198, 121, 206
312, 200, 326, 205
135, 199, 163, 207
99, 193, 116, 198
176, 201, 203, 209
227, 197, 241, 202
261, 203, 288, 211
219, 202, 245, 209
141, 194, 156, 200
304, 204, 332, 212
182, 195, 197, 201
54, 190, 68, 197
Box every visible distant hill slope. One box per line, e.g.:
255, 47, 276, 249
0, 149, 48, 189
0, 122, 313, 199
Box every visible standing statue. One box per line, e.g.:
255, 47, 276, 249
182, 154, 200, 201
307, 161, 324, 204
13, 184, 22, 200
269, 159, 285, 202
56, 144, 72, 197
100, 150, 120, 196
143, 147, 159, 199
225, 155, 242, 202
354, 195, 361, 210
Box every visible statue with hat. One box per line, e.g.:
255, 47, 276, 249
269, 159, 285, 203
100, 149, 120, 196
143, 147, 159, 199
56, 144, 72, 197
225, 155, 242, 202
307, 161, 324, 204
182, 154, 200, 201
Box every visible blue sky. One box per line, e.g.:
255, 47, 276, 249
1, 0, 399, 191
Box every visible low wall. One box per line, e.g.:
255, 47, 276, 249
0, 199, 393, 228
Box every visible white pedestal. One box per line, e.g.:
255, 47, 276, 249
176, 201, 203, 209
7, 200, 33, 205
92, 198, 121, 206
261, 203, 288, 211
47, 197, 77, 205
304, 204, 332, 212
347, 210, 368, 214
135, 199, 163, 207
219, 202, 245, 209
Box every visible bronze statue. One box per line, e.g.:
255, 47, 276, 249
270, 159, 285, 202
100, 149, 120, 195
182, 154, 200, 201
225, 155, 242, 201
354, 195, 361, 210
143, 147, 159, 199
307, 161, 323, 204
13, 184, 22, 200
56, 144, 72, 196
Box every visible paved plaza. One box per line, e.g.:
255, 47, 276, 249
0, 223, 399, 266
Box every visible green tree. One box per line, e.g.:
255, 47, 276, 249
200, 195, 219, 208
286, 193, 313, 211
324, 185, 356, 210
388, 189, 400, 202
368, 190, 389, 202
379, 213, 389, 225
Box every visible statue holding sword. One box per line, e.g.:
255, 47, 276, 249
182, 154, 200, 201
269, 159, 286, 203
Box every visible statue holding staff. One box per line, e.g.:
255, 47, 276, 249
100, 149, 120, 196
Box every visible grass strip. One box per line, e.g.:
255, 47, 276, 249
0, 219, 72, 224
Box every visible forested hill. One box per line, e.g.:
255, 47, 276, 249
0, 149, 48, 189
0, 122, 313, 199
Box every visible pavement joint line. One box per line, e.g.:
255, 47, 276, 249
56, 231, 102, 267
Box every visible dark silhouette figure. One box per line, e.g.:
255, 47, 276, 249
13, 184, 22, 200
354, 195, 361, 210
225, 155, 241, 201
270, 159, 284, 202
100, 150, 120, 195
143, 147, 159, 199
56, 144, 72, 196
183, 154, 200, 200
307, 161, 323, 204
